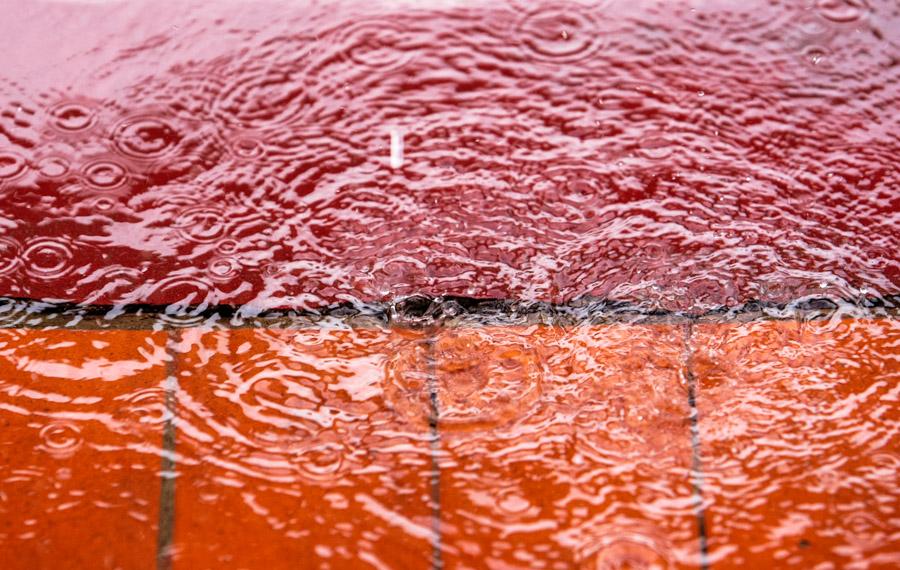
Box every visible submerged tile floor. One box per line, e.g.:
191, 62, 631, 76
0, 316, 897, 568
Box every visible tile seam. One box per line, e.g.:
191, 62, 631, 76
156, 329, 179, 570
425, 333, 443, 570
684, 320, 710, 570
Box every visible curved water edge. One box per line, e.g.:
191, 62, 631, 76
0, 293, 897, 330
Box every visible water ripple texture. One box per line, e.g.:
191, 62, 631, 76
0, 0, 895, 313
0, 1, 898, 568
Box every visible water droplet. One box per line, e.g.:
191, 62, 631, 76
93, 196, 116, 211
802, 45, 832, 71
175, 206, 227, 243
114, 388, 168, 432
37, 156, 69, 178
213, 369, 333, 468
592, 541, 668, 569
229, 135, 265, 159
262, 262, 283, 278
844, 511, 887, 549
48, 102, 96, 132
816, 0, 868, 23
82, 160, 128, 190
793, 12, 834, 40
0, 151, 28, 180
113, 116, 181, 158
0, 237, 22, 276
22, 237, 75, 280
518, 7, 604, 62
295, 442, 345, 481
208, 257, 240, 281
341, 19, 415, 70
678, 0, 791, 33
39, 421, 83, 458
217, 239, 239, 254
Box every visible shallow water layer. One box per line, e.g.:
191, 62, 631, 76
0, 1, 898, 569
0, 0, 897, 313
0, 317, 897, 568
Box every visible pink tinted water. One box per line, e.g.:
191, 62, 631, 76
0, 0, 896, 314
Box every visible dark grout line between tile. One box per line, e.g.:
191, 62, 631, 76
683, 322, 710, 570
425, 334, 444, 570
156, 330, 180, 570
8, 307, 886, 568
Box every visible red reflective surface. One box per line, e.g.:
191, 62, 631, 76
0, 0, 897, 312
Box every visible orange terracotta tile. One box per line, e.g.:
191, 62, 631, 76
691, 318, 900, 568
0, 329, 169, 570
170, 327, 437, 569
383, 324, 701, 569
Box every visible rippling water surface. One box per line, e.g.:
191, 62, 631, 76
0, 0, 897, 312
0, 0, 897, 568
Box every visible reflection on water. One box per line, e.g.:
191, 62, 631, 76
0, 0, 897, 312
0, 0, 898, 568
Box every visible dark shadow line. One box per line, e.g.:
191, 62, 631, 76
425, 334, 443, 570
0, 294, 895, 330
156, 330, 179, 570
683, 321, 710, 570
